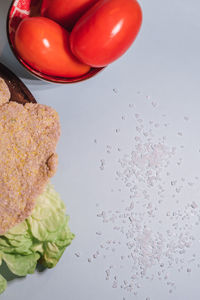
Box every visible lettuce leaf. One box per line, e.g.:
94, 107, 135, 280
0, 183, 74, 293
3, 253, 40, 276
0, 274, 7, 294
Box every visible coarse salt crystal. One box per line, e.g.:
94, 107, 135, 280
113, 88, 118, 94
112, 281, 118, 288
96, 231, 102, 235
90, 102, 200, 297
191, 202, 197, 209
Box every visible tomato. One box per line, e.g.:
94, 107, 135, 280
70, 0, 142, 67
41, 0, 99, 30
15, 17, 90, 77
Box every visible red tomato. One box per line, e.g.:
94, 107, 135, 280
15, 17, 90, 77
70, 0, 142, 67
41, 0, 99, 30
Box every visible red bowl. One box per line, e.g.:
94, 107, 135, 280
7, 0, 104, 84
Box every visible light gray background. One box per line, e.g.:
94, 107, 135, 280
1, 0, 200, 299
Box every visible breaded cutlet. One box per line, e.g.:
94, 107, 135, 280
0, 77, 11, 105
0, 79, 60, 234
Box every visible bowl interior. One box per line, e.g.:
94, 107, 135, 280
7, 0, 104, 83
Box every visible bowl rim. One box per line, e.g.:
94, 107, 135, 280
6, 0, 105, 84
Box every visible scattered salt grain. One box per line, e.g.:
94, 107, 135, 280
135, 113, 140, 119
89, 98, 200, 297
151, 101, 157, 107
100, 159, 105, 170
113, 88, 118, 94
191, 202, 197, 209
137, 119, 143, 123
171, 180, 177, 186
96, 231, 102, 235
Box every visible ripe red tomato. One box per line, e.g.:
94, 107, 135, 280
41, 0, 99, 30
70, 0, 142, 67
15, 17, 90, 77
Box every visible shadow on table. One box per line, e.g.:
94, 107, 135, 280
0, 261, 23, 282
0, 261, 47, 283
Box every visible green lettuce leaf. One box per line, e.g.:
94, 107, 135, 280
0, 275, 7, 294
3, 253, 40, 276
27, 184, 67, 242
0, 183, 74, 294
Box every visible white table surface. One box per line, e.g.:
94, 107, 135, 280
1, 0, 200, 299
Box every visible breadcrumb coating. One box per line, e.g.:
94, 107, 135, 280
0, 78, 11, 105
0, 100, 60, 234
